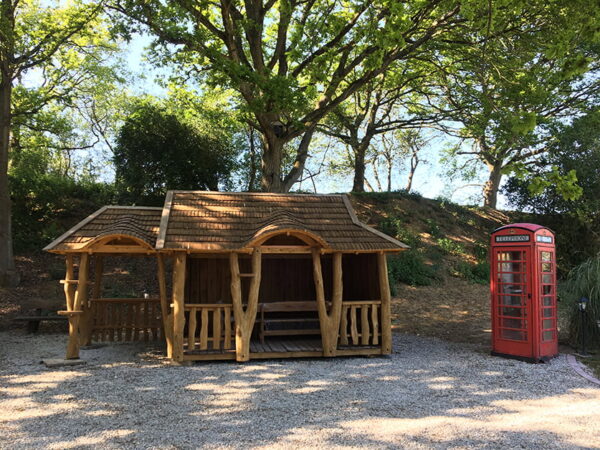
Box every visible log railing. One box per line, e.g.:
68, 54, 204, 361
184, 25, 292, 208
90, 298, 163, 342
183, 304, 234, 352
339, 300, 382, 347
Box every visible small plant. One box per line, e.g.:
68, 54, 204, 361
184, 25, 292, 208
379, 218, 421, 248
425, 218, 441, 238
436, 237, 465, 255
473, 242, 488, 261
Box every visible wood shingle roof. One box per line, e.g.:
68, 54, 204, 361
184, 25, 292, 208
45, 192, 408, 252
156, 191, 407, 251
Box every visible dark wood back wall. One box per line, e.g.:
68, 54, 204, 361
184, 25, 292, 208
185, 253, 379, 304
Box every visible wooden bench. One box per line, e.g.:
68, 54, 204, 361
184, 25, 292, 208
14, 309, 68, 333
258, 301, 328, 343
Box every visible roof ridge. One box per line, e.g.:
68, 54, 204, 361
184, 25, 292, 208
166, 190, 345, 197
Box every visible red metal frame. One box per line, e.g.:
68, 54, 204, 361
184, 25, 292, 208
490, 224, 558, 362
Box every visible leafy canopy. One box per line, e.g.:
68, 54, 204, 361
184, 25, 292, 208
113, 100, 238, 205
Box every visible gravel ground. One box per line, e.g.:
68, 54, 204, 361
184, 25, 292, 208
1, 331, 599, 449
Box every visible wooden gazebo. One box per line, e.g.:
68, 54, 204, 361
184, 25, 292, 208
44, 192, 408, 363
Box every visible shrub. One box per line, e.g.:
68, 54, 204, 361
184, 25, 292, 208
387, 251, 439, 289
561, 255, 600, 349
379, 218, 421, 248
454, 261, 490, 284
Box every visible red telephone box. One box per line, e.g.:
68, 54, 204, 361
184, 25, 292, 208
490, 223, 558, 362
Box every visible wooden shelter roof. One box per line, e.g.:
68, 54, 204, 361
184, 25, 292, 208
43, 206, 162, 252
156, 191, 408, 252
45, 192, 408, 253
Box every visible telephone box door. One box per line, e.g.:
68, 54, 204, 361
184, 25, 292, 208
493, 247, 533, 357
538, 248, 558, 357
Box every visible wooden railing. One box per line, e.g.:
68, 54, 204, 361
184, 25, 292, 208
90, 298, 162, 342
339, 300, 381, 347
184, 304, 234, 352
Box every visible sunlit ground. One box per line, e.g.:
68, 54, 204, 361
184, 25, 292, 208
1, 331, 599, 449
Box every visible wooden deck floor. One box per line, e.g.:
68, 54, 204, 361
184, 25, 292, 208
183, 337, 382, 361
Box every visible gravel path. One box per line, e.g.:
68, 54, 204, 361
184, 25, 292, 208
1, 331, 599, 449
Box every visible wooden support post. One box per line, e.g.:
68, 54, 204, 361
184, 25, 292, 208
172, 253, 187, 362
157, 254, 173, 356
81, 255, 102, 346
230, 249, 262, 362
313, 250, 343, 357
378, 252, 392, 354
65, 253, 88, 359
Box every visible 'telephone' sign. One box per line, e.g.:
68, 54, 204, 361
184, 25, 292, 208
495, 235, 530, 243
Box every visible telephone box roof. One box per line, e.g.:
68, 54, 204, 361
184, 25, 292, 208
493, 223, 553, 234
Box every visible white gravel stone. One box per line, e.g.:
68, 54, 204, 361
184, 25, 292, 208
1, 330, 599, 449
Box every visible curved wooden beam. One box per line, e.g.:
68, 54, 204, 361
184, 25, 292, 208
313, 250, 343, 356
230, 249, 262, 362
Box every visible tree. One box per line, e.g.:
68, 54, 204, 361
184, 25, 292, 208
435, 0, 600, 208
503, 110, 600, 268
112, 0, 464, 193
114, 102, 237, 205
319, 65, 442, 192
1, 0, 109, 286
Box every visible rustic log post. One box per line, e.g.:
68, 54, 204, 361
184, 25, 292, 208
157, 254, 173, 356
64, 253, 88, 359
230, 249, 262, 362
80, 255, 103, 346
171, 253, 187, 362
312, 250, 343, 357
377, 252, 392, 354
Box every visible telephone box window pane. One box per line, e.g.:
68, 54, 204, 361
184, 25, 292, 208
500, 295, 523, 306
501, 329, 526, 341
543, 319, 555, 329
500, 307, 524, 317
542, 308, 554, 318
498, 273, 524, 284
500, 284, 524, 294
543, 296, 554, 306
499, 262, 524, 273
541, 263, 552, 272
541, 251, 552, 262
542, 274, 552, 284
502, 318, 524, 329
542, 285, 553, 295
543, 330, 555, 341
499, 251, 524, 261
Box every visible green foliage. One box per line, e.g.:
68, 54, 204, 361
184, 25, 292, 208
436, 238, 465, 256
379, 217, 421, 248
438, 0, 600, 207
561, 255, 600, 349
505, 110, 600, 272
10, 170, 115, 251
388, 252, 439, 289
113, 101, 238, 205
454, 260, 490, 284
425, 219, 441, 238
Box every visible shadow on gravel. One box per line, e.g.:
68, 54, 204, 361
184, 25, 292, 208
1, 334, 599, 448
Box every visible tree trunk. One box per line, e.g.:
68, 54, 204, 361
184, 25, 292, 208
483, 161, 503, 209
260, 132, 284, 192
352, 143, 368, 192
260, 127, 315, 193
405, 152, 419, 193
0, 72, 18, 287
